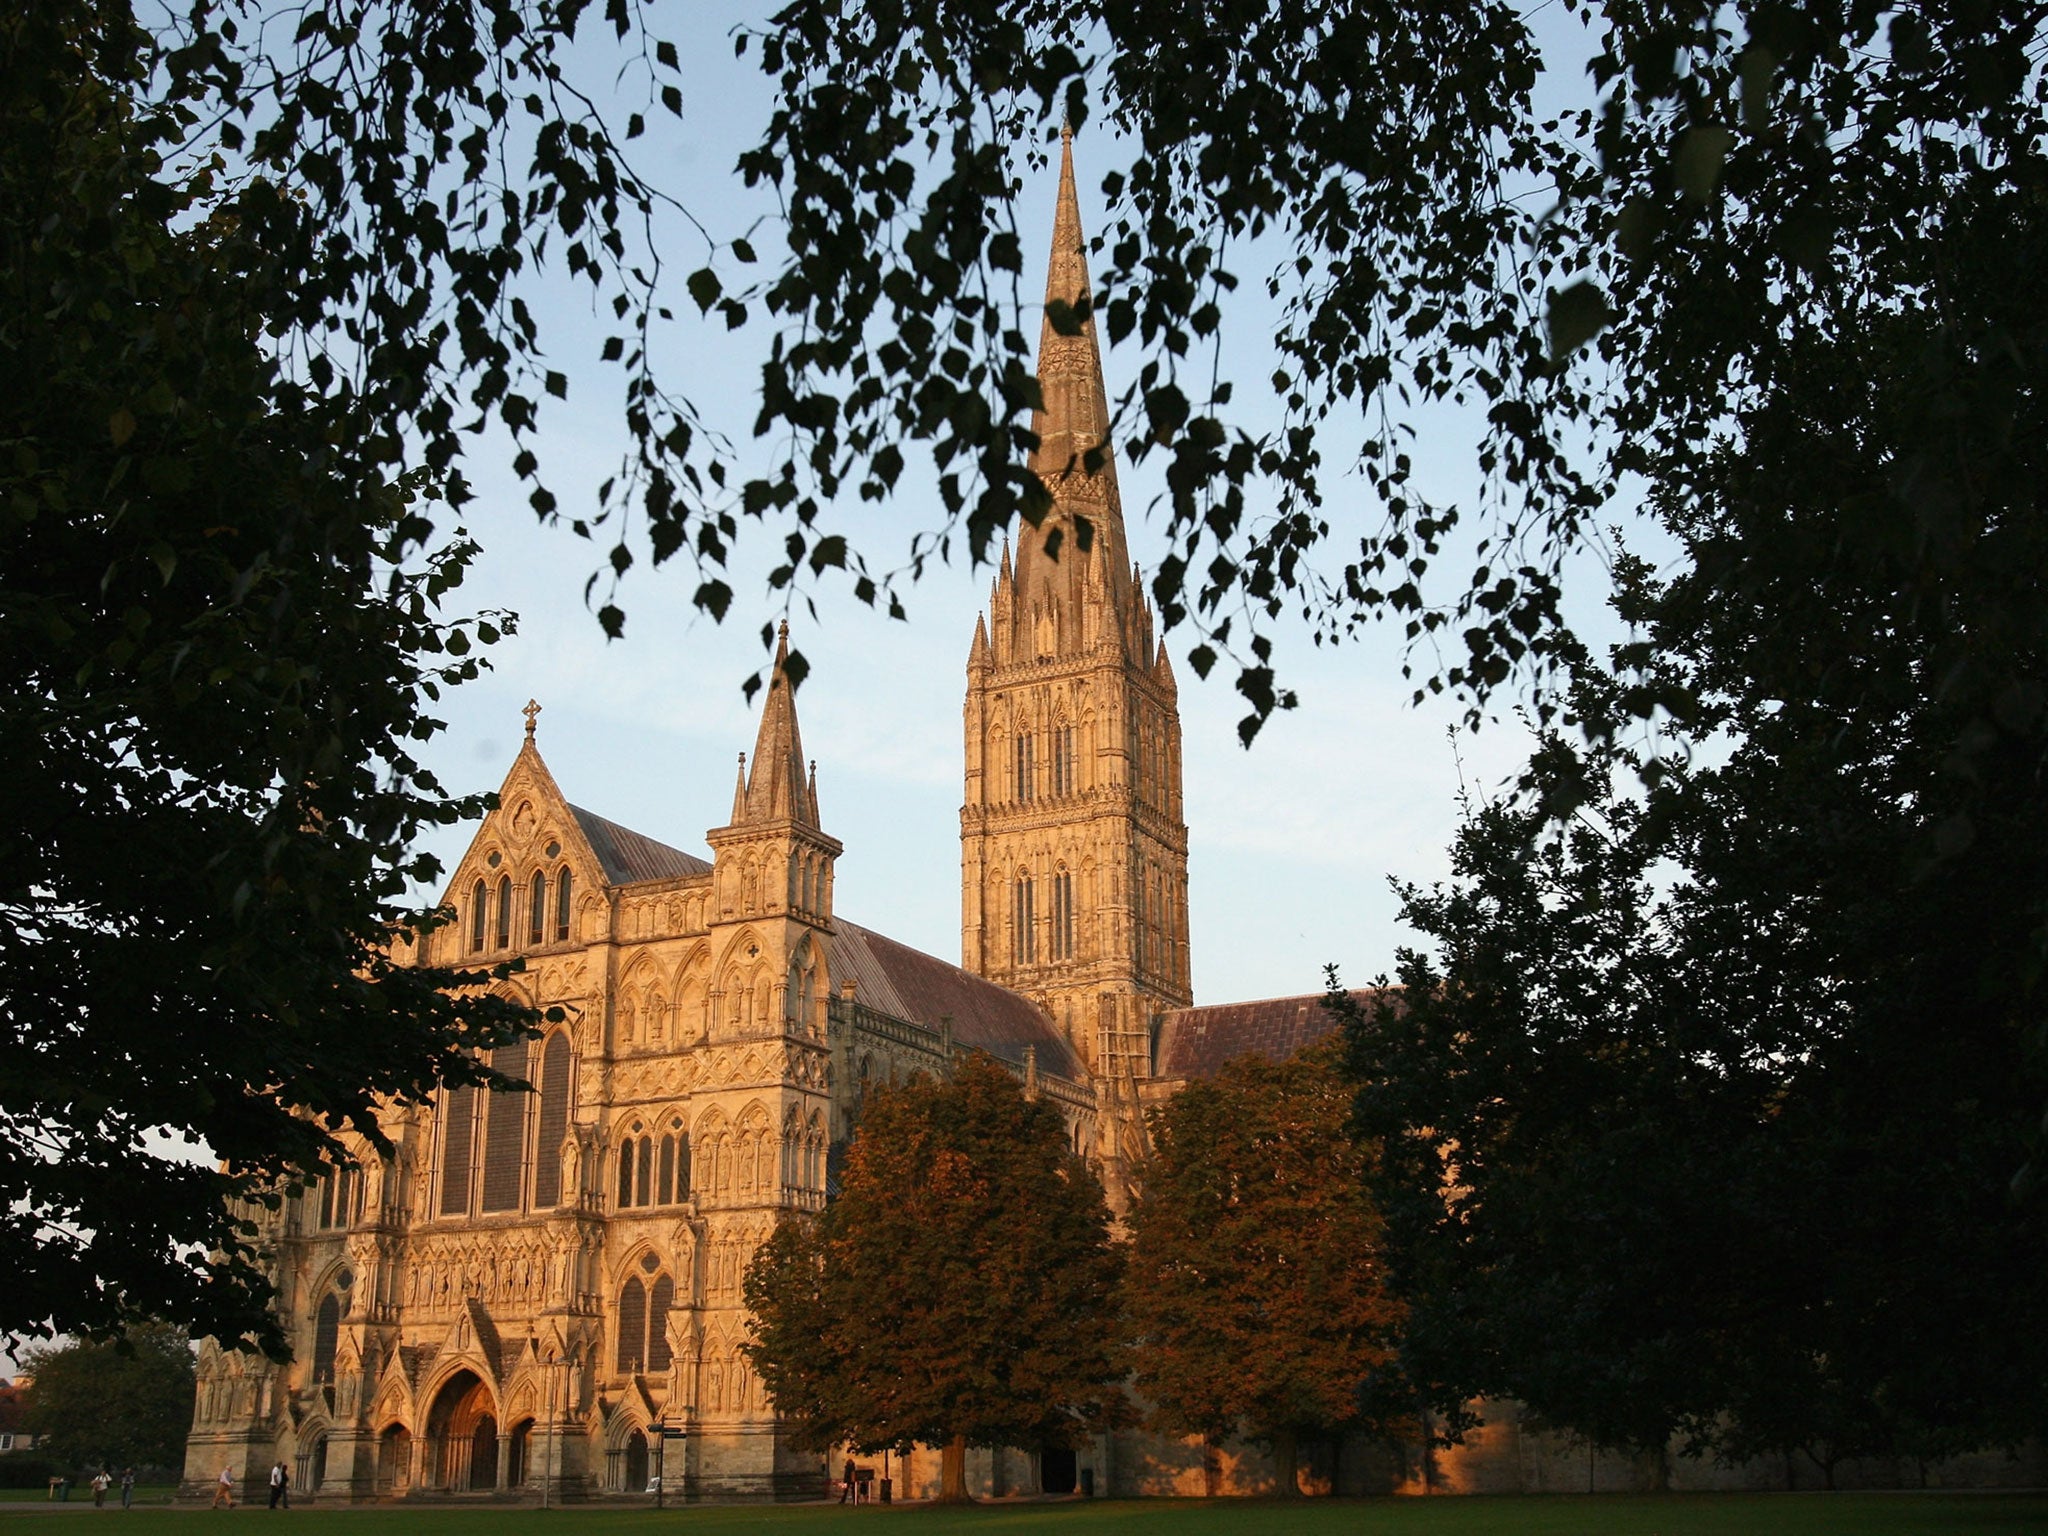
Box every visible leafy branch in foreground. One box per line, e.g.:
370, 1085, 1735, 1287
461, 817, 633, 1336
3, 1, 534, 1352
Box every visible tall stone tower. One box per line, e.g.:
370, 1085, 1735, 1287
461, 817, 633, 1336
961, 129, 1192, 1084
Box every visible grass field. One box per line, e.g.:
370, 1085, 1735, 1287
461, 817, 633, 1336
1, 1494, 2045, 1535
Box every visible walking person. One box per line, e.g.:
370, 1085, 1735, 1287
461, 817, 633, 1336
838, 1457, 855, 1505
92, 1470, 110, 1508
120, 1470, 135, 1510
211, 1466, 235, 1509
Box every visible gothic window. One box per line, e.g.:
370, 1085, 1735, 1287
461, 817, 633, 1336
616, 1138, 636, 1208
528, 870, 547, 945
637, 1137, 654, 1204
554, 866, 573, 941
1014, 874, 1037, 965
316, 1165, 361, 1230
616, 1277, 647, 1373
1015, 732, 1035, 802
469, 880, 487, 953
533, 1032, 572, 1208
479, 1039, 529, 1213
1051, 868, 1075, 961
1050, 725, 1074, 797
438, 1085, 476, 1216
647, 1275, 675, 1372
657, 1135, 676, 1205
311, 1292, 340, 1385
495, 874, 513, 949
1132, 863, 1148, 973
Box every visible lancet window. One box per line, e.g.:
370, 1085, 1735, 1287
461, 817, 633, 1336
311, 1292, 340, 1385
437, 1084, 476, 1216
528, 870, 547, 944
554, 866, 573, 941
533, 1032, 573, 1207
1050, 724, 1074, 796
469, 880, 487, 953
479, 1039, 529, 1213
494, 874, 512, 949
1014, 873, 1037, 965
1014, 732, 1036, 802
1051, 867, 1075, 961
615, 1265, 675, 1374
314, 1164, 363, 1230
616, 1124, 688, 1209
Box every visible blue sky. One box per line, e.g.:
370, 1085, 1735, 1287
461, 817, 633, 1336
397, 3, 1627, 1007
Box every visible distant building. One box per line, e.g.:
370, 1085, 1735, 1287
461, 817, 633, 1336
0, 1377, 40, 1455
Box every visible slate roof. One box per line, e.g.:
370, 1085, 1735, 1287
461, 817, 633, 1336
1152, 989, 1381, 1081
570, 805, 712, 884
830, 920, 1083, 1081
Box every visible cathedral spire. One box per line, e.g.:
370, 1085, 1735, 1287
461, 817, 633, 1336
739, 624, 816, 827
959, 133, 1192, 1067
1008, 127, 1135, 658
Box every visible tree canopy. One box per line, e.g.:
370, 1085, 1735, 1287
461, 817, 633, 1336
93, 1, 2039, 737
1123, 1039, 1407, 1495
2, 2, 533, 1353
742, 1054, 1125, 1501
20, 1324, 197, 1470
1341, 180, 2048, 1468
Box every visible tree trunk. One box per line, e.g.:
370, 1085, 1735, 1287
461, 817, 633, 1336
938, 1434, 970, 1503
1271, 1430, 1299, 1497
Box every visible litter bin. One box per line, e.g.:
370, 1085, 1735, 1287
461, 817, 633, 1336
1079, 1468, 1095, 1498
879, 1478, 892, 1504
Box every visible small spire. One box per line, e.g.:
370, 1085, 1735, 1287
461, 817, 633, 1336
807, 758, 820, 823
1154, 638, 1178, 693
969, 612, 992, 670
731, 752, 748, 821
738, 627, 818, 828
521, 699, 541, 739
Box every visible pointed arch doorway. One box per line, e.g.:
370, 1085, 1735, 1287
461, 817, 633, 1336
424, 1370, 499, 1491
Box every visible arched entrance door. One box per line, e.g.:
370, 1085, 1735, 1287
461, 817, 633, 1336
470, 1415, 499, 1490
623, 1429, 649, 1492
506, 1420, 533, 1488
1040, 1446, 1077, 1495
424, 1371, 498, 1492
376, 1426, 411, 1493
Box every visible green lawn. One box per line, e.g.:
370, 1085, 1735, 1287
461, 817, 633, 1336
0, 1486, 178, 1508
0, 1495, 2044, 1535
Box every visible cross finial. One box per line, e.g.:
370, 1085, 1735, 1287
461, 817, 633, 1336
522, 699, 541, 738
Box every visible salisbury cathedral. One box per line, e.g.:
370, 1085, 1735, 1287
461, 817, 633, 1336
180, 135, 1352, 1503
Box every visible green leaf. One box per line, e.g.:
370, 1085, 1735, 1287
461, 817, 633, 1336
1674, 124, 1734, 202
1545, 280, 1610, 359
687, 267, 722, 312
